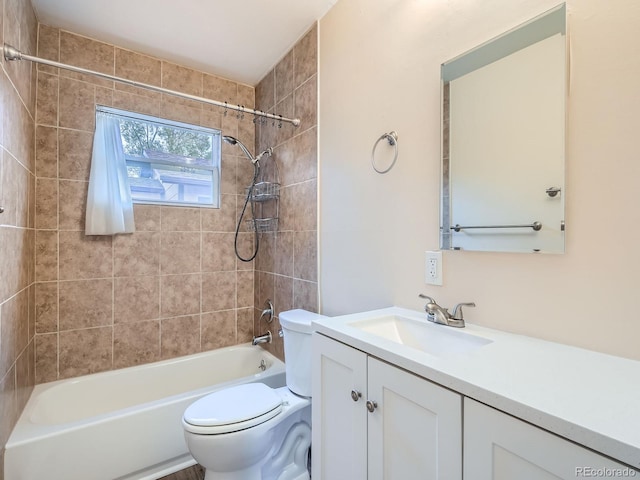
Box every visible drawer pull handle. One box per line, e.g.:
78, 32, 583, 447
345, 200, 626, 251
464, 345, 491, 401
366, 400, 377, 412
351, 390, 362, 402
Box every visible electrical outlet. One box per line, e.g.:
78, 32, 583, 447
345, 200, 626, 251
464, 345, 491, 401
425, 251, 443, 285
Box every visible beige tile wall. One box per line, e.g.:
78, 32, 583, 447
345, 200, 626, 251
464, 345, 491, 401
0, 0, 38, 473
254, 25, 318, 359
1, 7, 318, 476
33, 25, 261, 382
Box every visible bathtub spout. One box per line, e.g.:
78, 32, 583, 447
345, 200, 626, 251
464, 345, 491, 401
252, 331, 272, 346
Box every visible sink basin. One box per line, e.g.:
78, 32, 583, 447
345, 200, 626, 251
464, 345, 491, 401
349, 315, 492, 357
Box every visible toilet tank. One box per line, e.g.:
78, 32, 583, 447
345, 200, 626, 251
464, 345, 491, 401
279, 309, 326, 397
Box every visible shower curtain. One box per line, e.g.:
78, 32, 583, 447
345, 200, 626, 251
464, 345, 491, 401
85, 111, 135, 235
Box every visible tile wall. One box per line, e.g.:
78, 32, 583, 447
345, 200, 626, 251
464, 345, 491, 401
0, 0, 37, 473
33, 25, 261, 382
253, 25, 319, 358
1, 11, 318, 477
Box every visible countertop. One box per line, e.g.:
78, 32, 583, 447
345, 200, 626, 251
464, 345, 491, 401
312, 307, 640, 469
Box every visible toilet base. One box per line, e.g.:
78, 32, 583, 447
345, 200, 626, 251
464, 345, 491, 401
203, 467, 262, 480
201, 419, 310, 480
203, 471, 309, 480
186, 389, 311, 480
203, 467, 309, 480
260, 420, 311, 480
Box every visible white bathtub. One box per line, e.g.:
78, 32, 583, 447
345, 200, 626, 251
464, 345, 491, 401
5, 344, 286, 480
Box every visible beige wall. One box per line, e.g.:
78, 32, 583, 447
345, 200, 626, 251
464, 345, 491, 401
33, 26, 260, 382
254, 25, 319, 359
319, 0, 640, 360
0, 0, 37, 471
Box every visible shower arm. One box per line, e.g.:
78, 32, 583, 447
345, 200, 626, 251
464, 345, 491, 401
3, 43, 301, 127
223, 136, 272, 165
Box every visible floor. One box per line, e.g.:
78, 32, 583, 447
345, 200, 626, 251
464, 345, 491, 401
159, 464, 205, 480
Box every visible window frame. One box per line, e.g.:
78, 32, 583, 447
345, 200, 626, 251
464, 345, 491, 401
96, 105, 222, 209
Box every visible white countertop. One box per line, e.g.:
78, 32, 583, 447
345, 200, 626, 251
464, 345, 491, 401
312, 307, 640, 469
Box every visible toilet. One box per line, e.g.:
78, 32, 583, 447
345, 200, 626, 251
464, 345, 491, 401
182, 309, 324, 480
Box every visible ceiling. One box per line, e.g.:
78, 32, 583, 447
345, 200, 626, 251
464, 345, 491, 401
31, 0, 337, 85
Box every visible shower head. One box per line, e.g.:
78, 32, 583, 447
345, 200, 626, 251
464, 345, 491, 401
223, 135, 257, 164
222, 135, 272, 165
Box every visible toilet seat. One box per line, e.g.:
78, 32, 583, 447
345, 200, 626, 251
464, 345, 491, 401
183, 383, 283, 435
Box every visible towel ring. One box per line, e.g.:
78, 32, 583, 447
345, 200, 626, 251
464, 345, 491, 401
371, 131, 398, 174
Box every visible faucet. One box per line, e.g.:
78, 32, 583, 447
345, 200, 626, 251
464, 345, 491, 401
259, 299, 274, 324
418, 294, 475, 328
252, 331, 272, 345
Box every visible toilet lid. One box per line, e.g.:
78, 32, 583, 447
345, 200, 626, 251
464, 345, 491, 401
183, 383, 282, 430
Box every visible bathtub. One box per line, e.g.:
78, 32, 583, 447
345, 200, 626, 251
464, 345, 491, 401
5, 344, 286, 480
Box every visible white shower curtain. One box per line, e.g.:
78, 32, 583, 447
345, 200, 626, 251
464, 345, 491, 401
85, 111, 135, 235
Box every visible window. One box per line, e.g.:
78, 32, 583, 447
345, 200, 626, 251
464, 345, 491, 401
97, 106, 221, 208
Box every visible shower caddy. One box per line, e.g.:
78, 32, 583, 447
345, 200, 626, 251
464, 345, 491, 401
247, 156, 280, 232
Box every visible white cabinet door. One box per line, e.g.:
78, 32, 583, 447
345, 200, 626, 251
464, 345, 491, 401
464, 398, 637, 479
312, 333, 463, 480
312, 333, 368, 480
367, 358, 462, 480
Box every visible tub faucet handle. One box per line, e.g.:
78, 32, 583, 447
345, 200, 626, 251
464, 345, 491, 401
260, 299, 274, 324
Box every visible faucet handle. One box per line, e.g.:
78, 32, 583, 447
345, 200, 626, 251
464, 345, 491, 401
451, 302, 475, 320
418, 294, 437, 313
418, 293, 435, 302
259, 299, 274, 324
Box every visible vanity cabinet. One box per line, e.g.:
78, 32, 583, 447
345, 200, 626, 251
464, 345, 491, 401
312, 307, 640, 478
312, 333, 462, 480
464, 398, 634, 479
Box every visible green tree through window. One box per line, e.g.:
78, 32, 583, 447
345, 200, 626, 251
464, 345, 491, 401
120, 119, 213, 161
96, 105, 221, 208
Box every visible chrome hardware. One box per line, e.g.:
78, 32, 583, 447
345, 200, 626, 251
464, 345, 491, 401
0, 206, 4, 214
258, 359, 267, 371
451, 221, 542, 232
252, 331, 272, 345
3, 44, 22, 61
371, 131, 399, 174
259, 299, 274, 324
419, 294, 475, 328
3, 44, 301, 127
366, 400, 377, 412
451, 302, 476, 321
418, 293, 436, 304
546, 187, 562, 198
351, 390, 362, 402
278, 328, 284, 338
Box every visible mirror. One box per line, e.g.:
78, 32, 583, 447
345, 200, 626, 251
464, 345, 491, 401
441, 4, 566, 253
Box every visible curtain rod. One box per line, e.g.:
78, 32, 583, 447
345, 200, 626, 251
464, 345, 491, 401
3, 43, 301, 127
